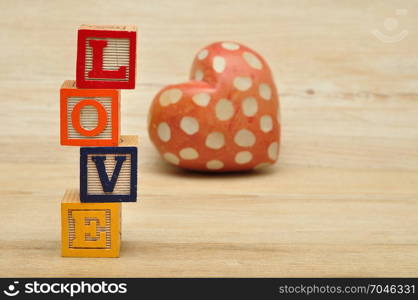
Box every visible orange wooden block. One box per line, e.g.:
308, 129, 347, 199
61, 189, 121, 258
60, 80, 120, 146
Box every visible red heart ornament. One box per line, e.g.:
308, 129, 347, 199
148, 42, 280, 172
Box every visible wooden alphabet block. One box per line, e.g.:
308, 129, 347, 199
60, 80, 120, 146
80, 135, 138, 203
76, 24, 137, 89
61, 189, 121, 258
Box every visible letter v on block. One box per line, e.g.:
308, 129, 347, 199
80, 137, 138, 203
91, 156, 127, 192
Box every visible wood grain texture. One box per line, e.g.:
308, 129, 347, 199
0, 0, 417, 277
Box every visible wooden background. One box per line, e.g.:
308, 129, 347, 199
0, 0, 417, 277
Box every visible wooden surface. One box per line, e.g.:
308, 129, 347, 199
0, 0, 417, 277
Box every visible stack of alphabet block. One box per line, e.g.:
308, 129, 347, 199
59, 25, 138, 258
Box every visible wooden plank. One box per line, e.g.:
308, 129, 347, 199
0, 0, 417, 277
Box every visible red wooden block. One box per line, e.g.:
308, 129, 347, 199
60, 80, 120, 146
76, 25, 137, 89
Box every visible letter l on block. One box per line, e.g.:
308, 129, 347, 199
88, 40, 127, 79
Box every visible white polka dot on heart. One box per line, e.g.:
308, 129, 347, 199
159, 88, 183, 106
197, 49, 208, 60
235, 151, 253, 164
206, 160, 224, 170
221, 42, 240, 50
213, 56, 226, 73
205, 132, 225, 149
180, 117, 199, 135
163, 152, 179, 165
242, 97, 258, 117
179, 148, 199, 160
215, 98, 234, 121
260, 115, 273, 132
194, 70, 204, 81
242, 52, 262, 70
268, 142, 279, 160
234, 77, 252, 91
234, 129, 256, 147
157, 122, 171, 142
259, 83, 272, 100
254, 162, 271, 169
192, 93, 211, 107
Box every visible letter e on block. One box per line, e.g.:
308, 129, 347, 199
80, 135, 138, 203
61, 189, 121, 258
60, 80, 120, 146
76, 24, 137, 89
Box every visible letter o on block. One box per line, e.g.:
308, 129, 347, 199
71, 99, 107, 137
60, 80, 120, 146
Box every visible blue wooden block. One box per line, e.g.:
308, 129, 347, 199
80, 143, 137, 203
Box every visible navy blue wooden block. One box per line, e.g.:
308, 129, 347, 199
80, 146, 137, 202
